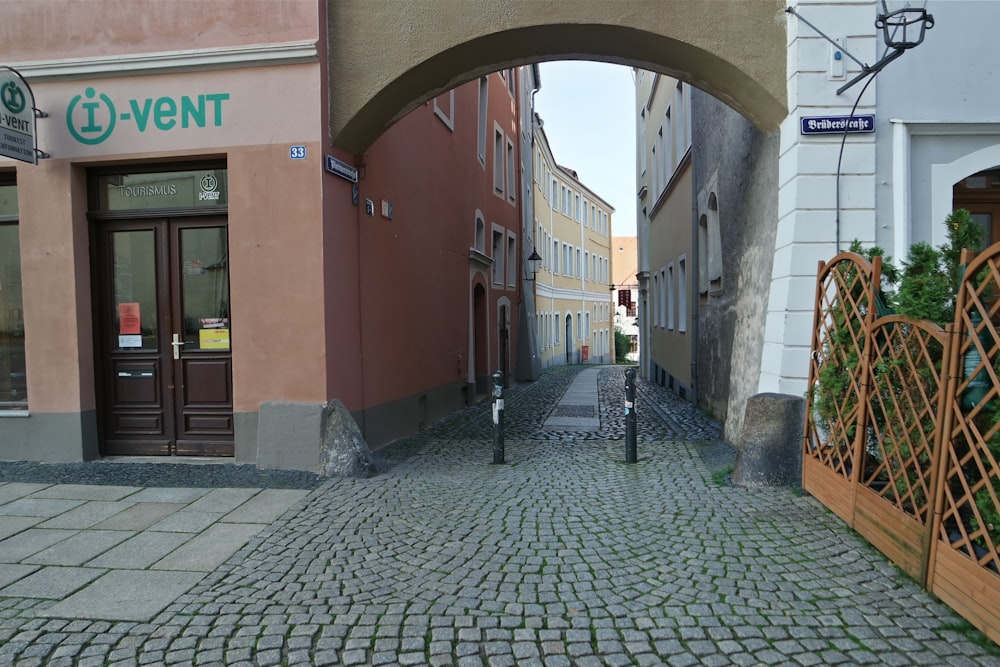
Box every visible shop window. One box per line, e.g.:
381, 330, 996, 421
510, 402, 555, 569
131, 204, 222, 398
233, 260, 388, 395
0, 182, 26, 410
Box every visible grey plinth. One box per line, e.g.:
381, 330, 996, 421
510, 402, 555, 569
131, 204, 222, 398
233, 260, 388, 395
731, 393, 805, 487
257, 401, 378, 478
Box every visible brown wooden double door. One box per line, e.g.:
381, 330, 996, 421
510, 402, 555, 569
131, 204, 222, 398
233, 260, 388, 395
96, 218, 233, 456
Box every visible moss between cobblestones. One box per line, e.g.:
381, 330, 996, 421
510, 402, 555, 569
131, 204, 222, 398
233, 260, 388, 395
711, 465, 734, 487
940, 619, 1000, 655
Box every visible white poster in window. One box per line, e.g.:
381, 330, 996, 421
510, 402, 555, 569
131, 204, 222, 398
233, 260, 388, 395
118, 334, 142, 348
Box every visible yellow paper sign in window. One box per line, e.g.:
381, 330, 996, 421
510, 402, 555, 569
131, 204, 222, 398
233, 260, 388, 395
199, 328, 230, 350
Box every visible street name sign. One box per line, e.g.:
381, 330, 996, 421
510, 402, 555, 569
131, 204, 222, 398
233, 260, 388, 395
800, 114, 875, 135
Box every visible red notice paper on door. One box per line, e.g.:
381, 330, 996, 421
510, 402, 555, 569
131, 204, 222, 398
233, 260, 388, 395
119, 302, 141, 335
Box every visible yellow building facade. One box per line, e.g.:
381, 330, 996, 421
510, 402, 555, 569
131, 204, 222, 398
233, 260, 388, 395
635, 71, 695, 399
531, 117, 614, 368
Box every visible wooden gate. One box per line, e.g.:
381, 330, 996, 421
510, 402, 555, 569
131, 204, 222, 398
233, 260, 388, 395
802, 252, 881, 523
803, 244, 1000, 644
928, 247, 1000, 641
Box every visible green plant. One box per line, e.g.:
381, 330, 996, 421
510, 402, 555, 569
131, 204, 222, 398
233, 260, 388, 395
942, 208, 986, 297
895, 242, 954, 325
614, 327, 631, 362
812, 211, 986, 502
811, 242, 878, 455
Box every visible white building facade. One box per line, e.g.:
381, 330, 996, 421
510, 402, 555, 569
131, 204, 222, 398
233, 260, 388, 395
765, 0, 990, 397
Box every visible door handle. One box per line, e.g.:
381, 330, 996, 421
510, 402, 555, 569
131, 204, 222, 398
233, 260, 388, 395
171, 333, 186, 360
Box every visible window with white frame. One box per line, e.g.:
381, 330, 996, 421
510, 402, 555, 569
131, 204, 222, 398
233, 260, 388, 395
638, 109, 647, 175
659, 268, 668, 328
664, 105, 673, 177
651, 144, 658, 198
666, 263, 675, 330
507, 233, 516, 288
551, 178, 558, 204
583, 200, 589, 227
706, 192, 723, 291
475, 211, 486, 253
492, 228, 504, 285
552, 238, 560, 274
554, 314, 560, 344
652, 273, 660, 328
575, 248, 581, 278
493, 125, 504, 195
584, 251, 590, 280
679, 80, 691, 149
477, 77, 488, 164
574, 194, 581, 221
678, 256, 687, 333
433, 90, 454, 130
562, 186, 571, 216
506, 137, 516, 205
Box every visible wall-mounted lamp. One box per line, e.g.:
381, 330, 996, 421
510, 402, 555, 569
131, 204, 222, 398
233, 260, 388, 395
526, 249, 542, 282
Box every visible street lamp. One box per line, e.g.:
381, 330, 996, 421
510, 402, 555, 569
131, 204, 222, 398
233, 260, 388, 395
526, 248, 542, 281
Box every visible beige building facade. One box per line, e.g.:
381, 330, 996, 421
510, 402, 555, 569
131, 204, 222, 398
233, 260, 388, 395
531, 117, 614, 368
635, 72, 695, 398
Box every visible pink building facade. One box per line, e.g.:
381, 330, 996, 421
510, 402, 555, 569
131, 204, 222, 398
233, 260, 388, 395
0, 1, 524, 468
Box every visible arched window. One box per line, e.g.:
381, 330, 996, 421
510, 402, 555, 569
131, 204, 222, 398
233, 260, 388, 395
705, 192, 723, 292
474, 211, 485, 253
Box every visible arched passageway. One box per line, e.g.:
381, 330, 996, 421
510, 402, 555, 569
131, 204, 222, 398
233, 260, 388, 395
327, 0, 786, 153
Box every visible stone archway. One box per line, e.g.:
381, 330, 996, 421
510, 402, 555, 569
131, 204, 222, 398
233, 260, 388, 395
327, 0, 786, 153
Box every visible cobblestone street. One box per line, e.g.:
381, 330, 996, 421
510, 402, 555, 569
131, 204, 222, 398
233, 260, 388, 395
0, 365, 998, 666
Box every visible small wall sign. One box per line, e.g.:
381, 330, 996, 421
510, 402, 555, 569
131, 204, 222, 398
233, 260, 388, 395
325, 155, 358, 183
800, 114, 875, 135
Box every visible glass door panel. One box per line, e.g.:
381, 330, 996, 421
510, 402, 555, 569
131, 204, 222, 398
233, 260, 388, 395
97, 219, 233, 457
172, 224, 233, 454
112, 230, 158, 351
101, 225, 171, 455
179, 227, 230, 350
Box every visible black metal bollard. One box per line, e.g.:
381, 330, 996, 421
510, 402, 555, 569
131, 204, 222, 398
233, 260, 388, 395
625, 367, 637, 463
491, 370, 505, 464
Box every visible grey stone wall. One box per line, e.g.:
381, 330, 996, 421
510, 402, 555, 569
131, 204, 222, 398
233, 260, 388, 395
691, 90, 779, 443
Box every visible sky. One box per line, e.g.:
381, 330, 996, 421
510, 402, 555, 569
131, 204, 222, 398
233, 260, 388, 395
533, 61, 637, 238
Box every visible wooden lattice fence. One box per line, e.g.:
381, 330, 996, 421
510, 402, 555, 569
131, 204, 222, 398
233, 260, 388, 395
803, 244, 1000, 644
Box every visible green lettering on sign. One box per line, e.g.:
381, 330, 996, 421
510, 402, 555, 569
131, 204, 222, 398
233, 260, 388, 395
67, 88, 230, 144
